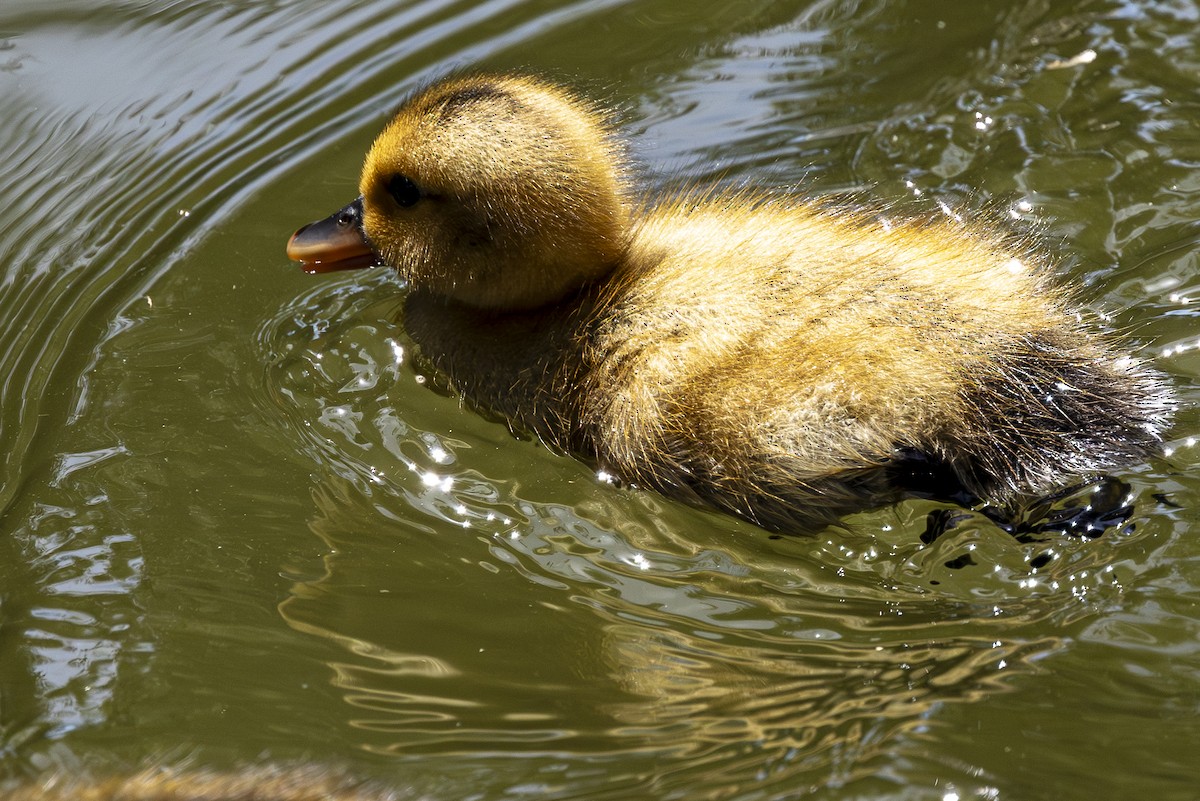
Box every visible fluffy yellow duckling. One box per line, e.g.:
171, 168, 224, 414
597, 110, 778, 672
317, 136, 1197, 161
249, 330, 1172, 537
287, 74, 1172, 530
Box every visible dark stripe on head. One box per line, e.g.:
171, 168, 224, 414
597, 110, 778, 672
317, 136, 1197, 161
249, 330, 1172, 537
436, 82, 520, 123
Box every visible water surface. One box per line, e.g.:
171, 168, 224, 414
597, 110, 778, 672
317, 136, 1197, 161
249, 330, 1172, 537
1, 1, 1198, 799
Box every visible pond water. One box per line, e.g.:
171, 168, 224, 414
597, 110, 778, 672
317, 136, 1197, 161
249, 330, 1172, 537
0, 0, 1198, 799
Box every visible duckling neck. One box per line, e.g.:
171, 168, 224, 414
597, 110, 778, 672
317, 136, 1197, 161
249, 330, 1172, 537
402, 285, 604, 445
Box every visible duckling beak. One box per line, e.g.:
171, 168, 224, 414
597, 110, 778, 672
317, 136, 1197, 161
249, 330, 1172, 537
286, 197, 380, 273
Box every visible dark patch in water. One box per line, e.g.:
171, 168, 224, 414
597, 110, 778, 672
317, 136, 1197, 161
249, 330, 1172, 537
943, 552, 976, 570
920, 508, 974, 545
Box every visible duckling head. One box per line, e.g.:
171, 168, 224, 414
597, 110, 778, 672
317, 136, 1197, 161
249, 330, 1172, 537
291, 75, 631, 310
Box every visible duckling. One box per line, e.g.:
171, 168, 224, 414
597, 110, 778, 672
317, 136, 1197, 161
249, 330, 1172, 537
287, 74, 1173, 531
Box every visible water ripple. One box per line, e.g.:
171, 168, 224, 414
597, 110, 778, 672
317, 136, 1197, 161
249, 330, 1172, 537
2, 0, 1198, 798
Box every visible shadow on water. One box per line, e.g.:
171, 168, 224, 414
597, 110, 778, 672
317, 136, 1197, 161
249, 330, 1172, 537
1, 0, 1198, 800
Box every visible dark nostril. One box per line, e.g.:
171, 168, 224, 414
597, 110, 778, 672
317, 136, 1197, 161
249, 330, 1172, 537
335, 197, 365, 229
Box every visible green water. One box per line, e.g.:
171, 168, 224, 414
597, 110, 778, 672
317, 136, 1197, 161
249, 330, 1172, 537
1, 1, 1198, 799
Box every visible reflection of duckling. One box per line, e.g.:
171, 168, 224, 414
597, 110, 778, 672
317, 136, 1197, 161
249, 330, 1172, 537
288, 74, 1173, 530
1, 765, 404, 800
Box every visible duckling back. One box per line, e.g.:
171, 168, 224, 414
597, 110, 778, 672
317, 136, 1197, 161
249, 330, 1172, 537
573, 198, 1171, 527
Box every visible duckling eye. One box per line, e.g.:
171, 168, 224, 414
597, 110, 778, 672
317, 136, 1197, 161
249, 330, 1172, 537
387, 174, 421, 208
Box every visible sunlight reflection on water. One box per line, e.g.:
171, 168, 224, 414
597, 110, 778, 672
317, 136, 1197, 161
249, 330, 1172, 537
1, 1, 1198, 799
